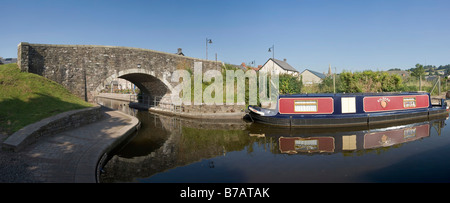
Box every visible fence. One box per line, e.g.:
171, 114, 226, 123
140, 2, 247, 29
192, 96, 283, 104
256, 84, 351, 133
129, 94, 182, 113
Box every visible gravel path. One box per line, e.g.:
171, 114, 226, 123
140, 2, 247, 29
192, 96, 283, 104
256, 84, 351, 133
0, 108, 138, 183
0, 137, 36, 182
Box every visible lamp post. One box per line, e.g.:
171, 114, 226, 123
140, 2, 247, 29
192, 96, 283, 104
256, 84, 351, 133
248, 60, 255, 67
268, 45, 274, 60
268, 45, 275, 76
206, 38, 213, 60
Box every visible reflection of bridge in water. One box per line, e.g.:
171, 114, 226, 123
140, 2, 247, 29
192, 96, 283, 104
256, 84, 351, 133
97, 97, 449, 182
97, 97, 250, 182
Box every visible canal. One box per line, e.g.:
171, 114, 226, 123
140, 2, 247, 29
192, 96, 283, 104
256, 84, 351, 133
96, 97, 450, 183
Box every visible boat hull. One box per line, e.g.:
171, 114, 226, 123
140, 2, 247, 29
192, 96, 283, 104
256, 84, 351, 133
248, 107, 448, 128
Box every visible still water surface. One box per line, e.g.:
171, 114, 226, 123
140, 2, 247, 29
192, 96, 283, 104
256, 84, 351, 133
97, 97, 450, 183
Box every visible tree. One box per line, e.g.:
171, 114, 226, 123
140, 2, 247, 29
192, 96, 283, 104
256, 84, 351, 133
411, 63, 425, 91
411, 63, 425, 79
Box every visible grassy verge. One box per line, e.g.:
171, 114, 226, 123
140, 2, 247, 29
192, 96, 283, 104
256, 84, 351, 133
0, 63, 93, 135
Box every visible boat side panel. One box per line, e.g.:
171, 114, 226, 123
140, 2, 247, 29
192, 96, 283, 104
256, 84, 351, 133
363, 94, 429, 112
364, 124, 430, 149
279, 97, 334, 114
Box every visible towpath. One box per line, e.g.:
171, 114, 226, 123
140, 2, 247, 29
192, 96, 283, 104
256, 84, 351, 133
0, 107, 139, 183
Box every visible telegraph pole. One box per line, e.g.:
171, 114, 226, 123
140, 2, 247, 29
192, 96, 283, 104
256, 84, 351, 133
333, 65, 336, 93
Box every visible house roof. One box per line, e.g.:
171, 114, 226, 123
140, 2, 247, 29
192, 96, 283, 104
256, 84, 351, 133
261, 58, 298, 72
272, 58, 298, 72
301, 69, 326, 79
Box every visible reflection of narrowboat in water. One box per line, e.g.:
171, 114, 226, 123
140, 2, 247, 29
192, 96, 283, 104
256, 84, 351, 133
276, 120, 444, 154
248, 92, 449, 128
278, 123, 431, 154
247, 116, 447, 154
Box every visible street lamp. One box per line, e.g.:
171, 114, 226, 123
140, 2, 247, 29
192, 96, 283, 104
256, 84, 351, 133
249, 60, 255, 67
206, 38, 213, 60
268, 45, 274, 60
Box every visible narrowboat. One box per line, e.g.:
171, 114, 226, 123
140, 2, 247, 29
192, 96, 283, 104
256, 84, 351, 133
247, 92, 449, 128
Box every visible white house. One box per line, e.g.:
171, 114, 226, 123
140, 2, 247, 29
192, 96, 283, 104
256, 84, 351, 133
299, 69, 326, 85
259, 58, 299, 76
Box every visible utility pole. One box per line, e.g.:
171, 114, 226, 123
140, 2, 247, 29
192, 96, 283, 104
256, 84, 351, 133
330, 66, 337, 93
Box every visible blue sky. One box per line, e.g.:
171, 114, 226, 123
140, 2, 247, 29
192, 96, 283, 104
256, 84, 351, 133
1, 0, 449, 73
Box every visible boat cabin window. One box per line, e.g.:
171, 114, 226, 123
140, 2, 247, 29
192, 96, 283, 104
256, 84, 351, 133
404, 128, 416, 139
295, 139, 318, 151
342, 135, 357, 150
294, 100, 318, 112
341, 97, 356, 113
403, 97, 416, 108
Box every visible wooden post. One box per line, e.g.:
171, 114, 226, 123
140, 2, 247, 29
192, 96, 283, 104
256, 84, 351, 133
419, 76, 422, 91
438, 75, 441, 96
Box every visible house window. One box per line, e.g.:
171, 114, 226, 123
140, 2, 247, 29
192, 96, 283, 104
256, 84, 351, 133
294, 100, 318, 112
403, 97, 416, 108
341, 97, 356, 113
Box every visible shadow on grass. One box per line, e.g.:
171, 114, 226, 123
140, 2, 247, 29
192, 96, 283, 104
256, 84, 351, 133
0, 93, 91, 136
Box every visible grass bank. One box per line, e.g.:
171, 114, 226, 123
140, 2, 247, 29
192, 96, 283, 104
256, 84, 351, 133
0, 63, 93, 136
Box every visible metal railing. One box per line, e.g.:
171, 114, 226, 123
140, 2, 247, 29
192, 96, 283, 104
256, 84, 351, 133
129, 94, 182, 113
430, 76, 441, 96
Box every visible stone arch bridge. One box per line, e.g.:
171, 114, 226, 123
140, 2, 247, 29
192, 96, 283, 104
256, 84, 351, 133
17, 42, 222, 103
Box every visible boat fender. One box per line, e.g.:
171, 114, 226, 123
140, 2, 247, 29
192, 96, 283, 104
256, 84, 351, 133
249, 106, 265, 116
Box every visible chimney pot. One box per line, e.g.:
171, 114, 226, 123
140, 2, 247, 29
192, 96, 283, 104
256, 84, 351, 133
176, 48, 184, 56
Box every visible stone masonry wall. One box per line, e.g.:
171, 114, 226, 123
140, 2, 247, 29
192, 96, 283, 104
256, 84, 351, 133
2, 105, 102, 152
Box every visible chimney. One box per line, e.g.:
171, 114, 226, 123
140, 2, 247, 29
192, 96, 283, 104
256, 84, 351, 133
283, 58, 287, 62
176, 48, 184, 56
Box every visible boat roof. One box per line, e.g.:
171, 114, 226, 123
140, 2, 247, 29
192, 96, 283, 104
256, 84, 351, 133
278, 92, 430, 98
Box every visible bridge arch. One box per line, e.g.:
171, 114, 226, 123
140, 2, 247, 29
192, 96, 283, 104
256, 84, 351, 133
97, 68, 174, 104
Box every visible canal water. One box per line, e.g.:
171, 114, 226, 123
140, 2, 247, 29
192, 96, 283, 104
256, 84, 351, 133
97, 97, 450, 183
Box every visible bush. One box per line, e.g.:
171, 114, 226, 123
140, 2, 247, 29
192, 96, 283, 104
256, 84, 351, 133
338, 70, 403, 93
279, 74, 303, 94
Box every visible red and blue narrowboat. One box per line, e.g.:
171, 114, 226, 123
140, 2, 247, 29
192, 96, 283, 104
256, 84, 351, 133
247, 92, 449, 128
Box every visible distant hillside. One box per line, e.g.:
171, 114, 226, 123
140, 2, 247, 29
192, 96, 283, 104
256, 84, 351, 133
0, 63, 93, 136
